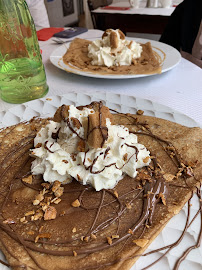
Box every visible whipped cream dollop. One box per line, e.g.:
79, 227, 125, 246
88, 29, 142, 67
31, 104, 150, 191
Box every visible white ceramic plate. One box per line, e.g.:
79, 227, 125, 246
0, 92, 201, 270
49, 38, 181, 79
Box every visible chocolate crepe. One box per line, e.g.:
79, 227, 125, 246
0, 102, 201, 270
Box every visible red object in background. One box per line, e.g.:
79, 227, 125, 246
101, 6, 130, 10
37, 27, 64, 41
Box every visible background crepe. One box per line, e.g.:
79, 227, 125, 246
0, 104, 201, 270
63, 38, 163, 75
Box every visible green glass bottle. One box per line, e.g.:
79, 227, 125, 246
0, 0, 48, 103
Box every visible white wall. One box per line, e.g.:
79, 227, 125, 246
45, 0, 79, 27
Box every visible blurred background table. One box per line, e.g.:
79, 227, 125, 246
91, 0, 183, 35
0, 29, 201, 127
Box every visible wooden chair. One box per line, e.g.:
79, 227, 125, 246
87, 0, 113, 28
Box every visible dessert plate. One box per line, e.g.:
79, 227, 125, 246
0, 92, 201, 270
49, 37, 181, 79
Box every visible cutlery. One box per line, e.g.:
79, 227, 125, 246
52, 38, 72, 44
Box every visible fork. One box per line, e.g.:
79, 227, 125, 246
52, 38, 72, 44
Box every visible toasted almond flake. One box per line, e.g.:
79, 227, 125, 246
43, 187, 49, 195
52, 180, 61, 192
35, 233, 51, 243
72, 227, 77, 233
3, 218, 15, 224
133, 239, 149, 247
44, 206, 57, 220
128, 229, 134, 235
71, 199, 80, 208
159, 193, 166, 206
22, 175, 33, 184
51, 197, 61, 204
42, 205, 48, 212
143, 156, 150, 163
107, 237, 112, 245
27, 231, 35, 236
114, 191, 118, 198
35, 143, 42, 148
44, 196, 52, 204
25, 210, 35, 217
123, 153, 128, 161
32, 210, 43, 221
91, 234, 97, 240
112, 235, 119, 239
60, 211, 66, 216
41, 183, 50, 189
35, 193, 44, 202
39, 226, 44, 233
84, 236, 89, 242
125, 202, 132, 209
87, 158, 92, 162
136, 109, 144, 115
185, 166, 194, 177
46, 98, 52, 101
163, 173, 175, 182
20, 217, 26, 223
80, 236, 84, 241
73, 251, 77, 257
54, 187, 64, 198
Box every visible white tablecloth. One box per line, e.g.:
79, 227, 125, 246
0, 29, 202, 127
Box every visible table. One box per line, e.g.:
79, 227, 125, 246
0, 29, 202, 127
91, 1, 180, 34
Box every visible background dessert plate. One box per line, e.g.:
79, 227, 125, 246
50, 38, 181, 79
0, 92, 201, 270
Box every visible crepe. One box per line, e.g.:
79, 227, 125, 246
63, 38, 163, 75
0, 102, 201, 270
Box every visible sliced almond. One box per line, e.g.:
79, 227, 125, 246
143, 156, 150, 163
54, 187, 64, 198
107, 237, 112, 245
133, 238, 149, 248
22, 175, 33, 184
163, 173, 175, 182
114, 191, 118, 198
35, 233, 51, 243
44, 206, 57, 220
73, 250, 77, 257
71, 199, 80, 208
25, 210, 35, 217
52, 180, 61, 192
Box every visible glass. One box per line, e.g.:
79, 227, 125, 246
0, 0, 48, 103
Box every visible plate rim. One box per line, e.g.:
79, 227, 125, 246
0, 92, 200, 128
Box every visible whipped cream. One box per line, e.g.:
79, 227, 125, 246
88, 29, 142, 67
31, 105, 150, 191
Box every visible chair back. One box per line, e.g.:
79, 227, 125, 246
88, 0, 113, 11
87, 0, 113, 29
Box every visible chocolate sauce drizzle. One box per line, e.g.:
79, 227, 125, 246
0, 103, 201, 270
